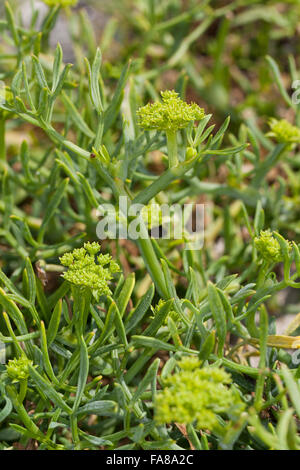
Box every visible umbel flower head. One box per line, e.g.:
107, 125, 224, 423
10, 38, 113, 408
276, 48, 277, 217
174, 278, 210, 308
6, 357, 33, 382
267, 118, 300, 145
155, 357, 244, 431
60, 242, 120, 297
42, 0, 78, 6
254, 230, 292, 264
137, 90, 205, 133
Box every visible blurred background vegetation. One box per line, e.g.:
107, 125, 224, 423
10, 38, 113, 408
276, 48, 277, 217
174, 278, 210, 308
11, 0, 300, 128
2, 1, 300, 450
1, 1, 297, 120
2, 0, 300, 323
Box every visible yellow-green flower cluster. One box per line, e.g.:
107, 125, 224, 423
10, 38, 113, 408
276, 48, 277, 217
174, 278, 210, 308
155, 357, 244, 431
137, 90, 205, 132
151, 299, 180, 324
267, 118, 300, 144
42, 0, 78, 7
6, 357, 33, 382
254, 230, 291, 263
60, 242, 120, 296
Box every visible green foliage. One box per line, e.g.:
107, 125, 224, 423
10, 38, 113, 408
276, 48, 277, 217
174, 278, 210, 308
1, 0, 300, 452
137, 90, 204, 132
155, 358, 244, 431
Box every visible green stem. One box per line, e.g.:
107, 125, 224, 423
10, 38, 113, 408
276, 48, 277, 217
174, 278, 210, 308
70, 414, 80, 448
186, 423, 202, 450
256, 261, 270, 289
94, 113, 104, 151
72, 286, 91, 337
254, 306, 268, 410
132, 151, 201, 206
133, 167, 176, 206
41, 6, 61, 49
216, 356, 262, 378
166, 130, 178, 168
137, 222, 168, 299
18, 379, 28, 403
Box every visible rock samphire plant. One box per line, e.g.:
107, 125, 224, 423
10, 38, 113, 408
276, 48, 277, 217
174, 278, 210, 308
1, 0, 300, 451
